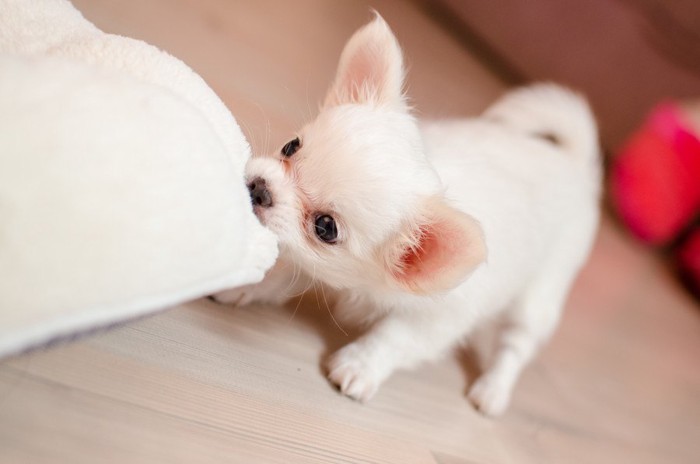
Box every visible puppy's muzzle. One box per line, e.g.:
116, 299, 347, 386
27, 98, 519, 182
248, 177, 273, 208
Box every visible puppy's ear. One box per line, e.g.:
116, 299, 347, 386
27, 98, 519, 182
384, 197, 487, 295
324, 13, 405, 108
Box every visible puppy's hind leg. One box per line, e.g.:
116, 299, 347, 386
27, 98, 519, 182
468, 262, 579, 416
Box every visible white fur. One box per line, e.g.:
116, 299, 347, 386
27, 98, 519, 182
215, 15, 601, 416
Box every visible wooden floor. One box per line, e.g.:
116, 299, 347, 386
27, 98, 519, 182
2, 1, 699, 463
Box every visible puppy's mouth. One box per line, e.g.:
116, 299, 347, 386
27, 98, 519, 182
247, 176, 273, 219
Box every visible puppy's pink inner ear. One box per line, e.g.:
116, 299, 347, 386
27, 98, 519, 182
337, 46, 382, 103
399, 226, 443, 278
393, 210, 486, 294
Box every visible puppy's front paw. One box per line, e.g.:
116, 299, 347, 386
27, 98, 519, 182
468, 375, 512, 417
209, 286, 256, 307
326, 343, 385, 403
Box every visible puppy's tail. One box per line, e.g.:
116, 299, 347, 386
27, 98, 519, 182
485, 83, 600, 171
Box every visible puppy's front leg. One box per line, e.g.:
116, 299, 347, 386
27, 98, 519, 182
211, 259, 311, 307
326, 302, 473, 402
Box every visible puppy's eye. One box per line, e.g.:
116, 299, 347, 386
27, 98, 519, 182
314, 214, 338, 243
281, 137, 301, 157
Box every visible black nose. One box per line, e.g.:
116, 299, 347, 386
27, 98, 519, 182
248, 177, 272, 208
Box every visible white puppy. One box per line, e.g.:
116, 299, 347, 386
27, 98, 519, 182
215, 15, 601, 416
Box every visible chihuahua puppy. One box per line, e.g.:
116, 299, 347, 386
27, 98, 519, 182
214, 15, 600, 416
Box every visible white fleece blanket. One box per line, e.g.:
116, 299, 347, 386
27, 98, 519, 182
0, 0, 277, 357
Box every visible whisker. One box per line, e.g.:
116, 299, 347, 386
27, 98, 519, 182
237, 117, 258, 156
248, 100, 272, 156
305, 76, 313, 121
288, 291, 304, 324
282, 260, 300, 294
286, 266, 315, 299
287, 263, 316, 323
320, 281, 348, 337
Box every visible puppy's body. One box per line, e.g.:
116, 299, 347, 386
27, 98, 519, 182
215, 17, 600, 416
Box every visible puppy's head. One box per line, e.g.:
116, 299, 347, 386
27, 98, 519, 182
247, 15, 486, 295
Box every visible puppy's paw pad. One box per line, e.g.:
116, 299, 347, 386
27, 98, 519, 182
326, 346, 380, 403
468, 376, 511, 417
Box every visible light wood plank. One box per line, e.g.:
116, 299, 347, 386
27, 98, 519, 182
1, 0, 699, 463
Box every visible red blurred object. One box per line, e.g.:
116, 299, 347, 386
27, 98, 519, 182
611, 103, 700, 245
611, 102, 700, 298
